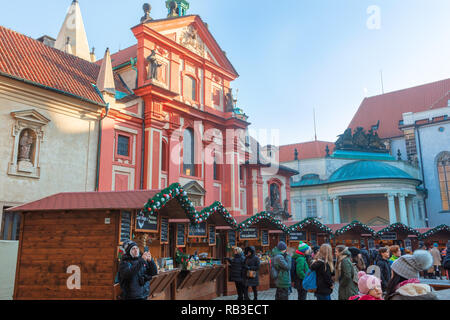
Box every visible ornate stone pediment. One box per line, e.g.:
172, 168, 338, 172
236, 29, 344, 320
183, 181, 205, 207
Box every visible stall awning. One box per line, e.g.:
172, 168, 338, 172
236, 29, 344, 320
376, 222, 421, 237
420, 225, 450, 240
236, 212, 289, 233
333, 220, 377, 238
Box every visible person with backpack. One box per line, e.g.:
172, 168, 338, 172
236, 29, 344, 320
310, 243, 335, 300
118, 240, 158, 300
348, 247, 366, 272
225, 247, 246, 300
335, 245, 358, 300
272, 241, 292, 300
243, 246, 260, 300
291, 241, 311, 300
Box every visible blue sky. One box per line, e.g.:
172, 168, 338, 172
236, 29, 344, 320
1, 0, 449, 145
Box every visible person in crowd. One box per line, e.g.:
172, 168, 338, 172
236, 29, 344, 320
360, 244, 370, 268
349, 271, 383, 300
310, 243, 335, 300
348, 247, 366, 271
385, 250, 438, 300
443, 243, 450, 280
429, 243, 442, 279
243, 246, 260, 300
291, 241, 311, 300
335, 245, 358, 300
118, 240, 158, 300
272, 241, 291, 300
375, 247, 391, 293
404, 247, 413, 255
225, 247, 245, 300
389, 245, 401, 265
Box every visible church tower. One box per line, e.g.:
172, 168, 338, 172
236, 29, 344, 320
54, 0, 92, 62
166, 0, 190, 17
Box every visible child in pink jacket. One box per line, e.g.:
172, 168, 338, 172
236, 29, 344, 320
349, 271, 383, 300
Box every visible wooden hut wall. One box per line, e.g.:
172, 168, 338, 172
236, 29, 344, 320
14, 210, 119, 300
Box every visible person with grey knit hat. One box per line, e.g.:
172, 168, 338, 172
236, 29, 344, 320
385, 249, 438, 300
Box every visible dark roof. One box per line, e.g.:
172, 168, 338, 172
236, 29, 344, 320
7, 190, 159, 212
0, 25, 130, 106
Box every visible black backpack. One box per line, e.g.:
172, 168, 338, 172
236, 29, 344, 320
291, 257, 297, 281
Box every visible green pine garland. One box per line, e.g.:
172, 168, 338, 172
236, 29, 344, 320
237, 211, 290, 233
376, 222, 421, 237
419, 224, 450, 240
288, 217, 332, 235
334, 220, 376, 237
142, 183, 238, 229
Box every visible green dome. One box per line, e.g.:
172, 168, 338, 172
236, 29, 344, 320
328, 161, 418, 184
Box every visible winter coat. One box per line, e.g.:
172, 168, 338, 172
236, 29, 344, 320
272, 247, 292, 288
430, 247, 442, 266
385, 279, 438, 300
310, 259, 334, 296
292, 250, 309, 280
360, 249, 370, 268
243, 247, 260, 287
118, 254, 158, 300
349, 294, 383, 300
337, 249, 358, 300
388, 255, 399, 265
444, 247, 450, 270
227, 253, 245, 282
375, 254, 391, 292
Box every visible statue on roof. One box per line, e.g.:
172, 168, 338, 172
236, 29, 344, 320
335, 128, 353, 150
368, 129, 386, 151
140, 3, 153, 23
352, 127, 369, 149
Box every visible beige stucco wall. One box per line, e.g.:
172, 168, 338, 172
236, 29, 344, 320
0, 241, 19, 300
340, 197, 390, 225
0, 77, 101, 206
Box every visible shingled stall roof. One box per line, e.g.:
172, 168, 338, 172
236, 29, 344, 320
348, 78, 450, 139
0, 25, 131, 106
7, 190, 159, 212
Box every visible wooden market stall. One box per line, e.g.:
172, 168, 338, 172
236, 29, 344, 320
419, 225, 450, 251
9, 182, 238, 300
228, 213, 290, 293
288, 218, 333, 249
331, 220, 377, 249
375, 223, 422, 251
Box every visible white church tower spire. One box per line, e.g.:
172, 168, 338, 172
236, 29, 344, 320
54, 0, 92, 61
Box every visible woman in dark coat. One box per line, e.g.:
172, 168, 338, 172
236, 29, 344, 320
310, 244, 335, 300
225, 247, 246, 300
375, 247, 391, 292
243, 246, 260, 300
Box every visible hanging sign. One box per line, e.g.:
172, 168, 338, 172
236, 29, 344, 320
380, 232, 397, 240
160, 217, 169, 244
135, 211, 158, 233
120, 211, 132, 243
228, 230, 236, 247
261, 230, 269, 246
209, 225, 216, 246
289, 231, 306, 241
239, 228, 258, 240
188, 222, 207, 237
176, 224, 186, 247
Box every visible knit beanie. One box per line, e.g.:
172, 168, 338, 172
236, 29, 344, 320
277, 241, 287, 251
391, 250, 433, 279
297, 241, 310, 253
122, 240, 138, 256
357, 271, 381, 294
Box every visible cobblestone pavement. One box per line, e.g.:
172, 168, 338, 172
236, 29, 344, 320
214, 285, 339, 301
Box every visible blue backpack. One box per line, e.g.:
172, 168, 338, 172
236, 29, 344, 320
302, 270, 317, 292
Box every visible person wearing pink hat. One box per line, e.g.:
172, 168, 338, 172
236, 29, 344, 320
349, 271, 383, 300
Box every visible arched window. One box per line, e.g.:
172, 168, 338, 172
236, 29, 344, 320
183, 75, 197, 101
213, 151, 221, 181
161, 140, 168, 172
437, 152, 450, 211
183, 128, 195, 176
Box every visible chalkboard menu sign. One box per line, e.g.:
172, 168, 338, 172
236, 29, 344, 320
380, 232, 397, 240
135, 212, 158, 233
261, 230, 269, 246
209, 225, 216, 246
279, 233, 287, 243
188, 222, 207, 237
239, 228, 258, 240
176, 224, 186, 247
289, 231, 306, 241
228, 231, 236, 247
160, 217, 169, 244
120, 211, 132, 243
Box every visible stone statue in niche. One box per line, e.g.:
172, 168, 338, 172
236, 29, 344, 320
146, 50, 162, 80
18, 130, 34, 162
224, 89, 235, 112
270, 184, 282, 210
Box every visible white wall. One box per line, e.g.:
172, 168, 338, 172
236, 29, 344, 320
0, 241, 18, 300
